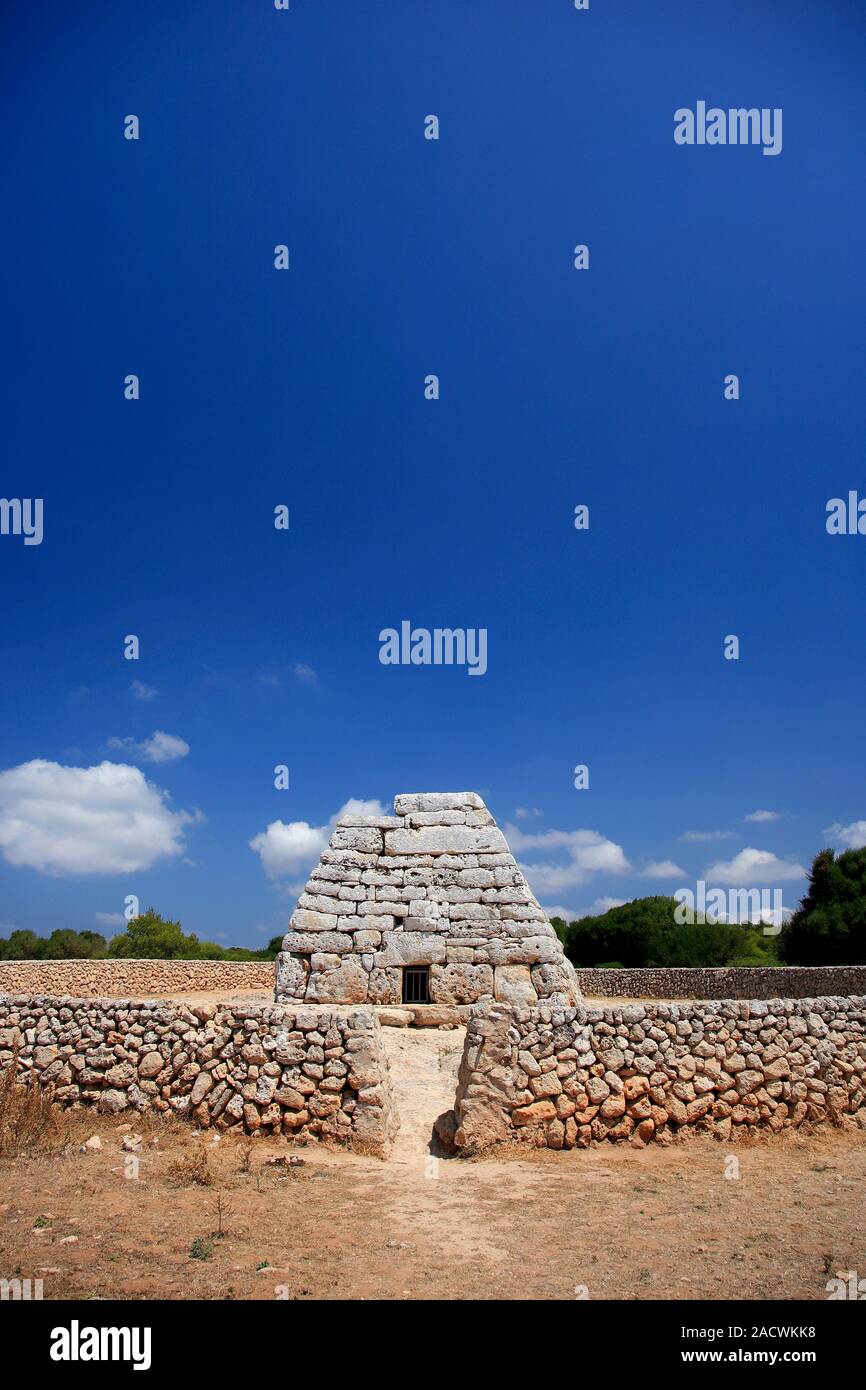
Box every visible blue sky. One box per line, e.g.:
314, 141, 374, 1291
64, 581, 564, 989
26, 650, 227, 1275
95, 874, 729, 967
1, 0, 865, 945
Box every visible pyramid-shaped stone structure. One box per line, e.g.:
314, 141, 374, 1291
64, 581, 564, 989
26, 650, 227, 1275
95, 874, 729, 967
275, 792, 580, 1008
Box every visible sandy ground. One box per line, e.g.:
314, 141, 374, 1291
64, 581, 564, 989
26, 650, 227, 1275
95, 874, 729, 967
2, 1027, 865, 1301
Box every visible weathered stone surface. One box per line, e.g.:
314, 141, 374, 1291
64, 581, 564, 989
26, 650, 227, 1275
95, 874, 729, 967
493, 964, 538, 1007
274, 792, 581, 1010
306, 959, 369, 1003
375, 932, 447, 966
429, 963, 494, 1004
0, 994, 399, 1157
138, 1051, 164, 1079
410, 1005, 465, 1027
376, 1007, 414, 1027
449, 995, 866, 1152
330, 827, 383, 853
275, 952, 309, 999
384, 826, 508, 857
394, 792, 485, 814
287, 909, 339, 933
282, 931, 353, 955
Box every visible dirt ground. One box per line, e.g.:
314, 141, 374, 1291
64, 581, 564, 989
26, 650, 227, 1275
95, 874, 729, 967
2, 1025, 865, 1301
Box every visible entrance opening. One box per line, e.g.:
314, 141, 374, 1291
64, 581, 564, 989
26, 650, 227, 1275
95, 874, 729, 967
402, 965, 430, 1004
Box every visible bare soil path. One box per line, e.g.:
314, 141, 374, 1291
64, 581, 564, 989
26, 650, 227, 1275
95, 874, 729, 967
2, 1108, 865, 1301
380, 1026, 463, 1162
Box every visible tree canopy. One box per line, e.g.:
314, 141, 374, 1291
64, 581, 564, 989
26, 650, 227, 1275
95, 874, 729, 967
778, 846, 866, 965
558, 895, 779, 969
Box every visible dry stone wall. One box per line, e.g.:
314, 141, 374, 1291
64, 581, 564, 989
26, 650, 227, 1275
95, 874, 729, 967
0, 994, 397, 1156
574, 965, 866, 1000
276, 791, 579, 1008
0, 959, 274, 997
447, 995, 866, 1152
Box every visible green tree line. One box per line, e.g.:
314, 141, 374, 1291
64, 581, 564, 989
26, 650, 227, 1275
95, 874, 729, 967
0, 909, 283, 962
553, 846, 866, 969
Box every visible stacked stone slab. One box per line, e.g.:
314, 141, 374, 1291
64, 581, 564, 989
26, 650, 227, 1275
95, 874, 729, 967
276, 792, 580, 1009
0, 994, 398, 1157
446, 996, 866, 1152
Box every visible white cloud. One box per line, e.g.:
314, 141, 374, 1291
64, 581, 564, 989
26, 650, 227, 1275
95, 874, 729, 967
250, 820, 330, 878
824, 820, 866, 850
512, 825, 631, 897
130, 679, 158, 702
0, 759, 195, 876
514, 806, 542, 820
744, 809, 782, 823
544, 895, 627, 922
704, 847, 806, 886
643, 859, 686, 879
95, 911, 125, 927
293, 663, 318, 686
250, 798, 387, 880
107, 731, 190, 764
679, 829, 735, 842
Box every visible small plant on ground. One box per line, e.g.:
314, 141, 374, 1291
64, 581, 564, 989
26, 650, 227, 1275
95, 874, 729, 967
167, 1149, 213, 1187
211, 1190, 235, 1238
189, 1236, 213, 1261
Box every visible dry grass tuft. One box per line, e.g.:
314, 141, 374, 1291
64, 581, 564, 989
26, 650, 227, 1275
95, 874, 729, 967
166, 1148, 214, 1187
0, 1050, 64, 1158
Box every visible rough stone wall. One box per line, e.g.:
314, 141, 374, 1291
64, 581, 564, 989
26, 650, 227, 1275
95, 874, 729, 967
276, 792, 579, 1008
0, 995, 397, 1157
574, 965, 866, 1000
448, 996, 866, 1152
0, 959, 274, 997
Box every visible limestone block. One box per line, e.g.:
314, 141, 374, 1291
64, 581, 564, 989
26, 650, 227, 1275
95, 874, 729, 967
411, 1005, 468, 1027
494, 964, 538, 1008
438, 886, 483, 903
446, 902, 499, 920
340, 914, 395, 933
298, 894, 356, 915
311, 953, 343, 971
336, 814, 402, 829
282, 931, 353, 955
377, 1008, 414, 1027
406, 899, 441, 919
360, 899, 408, 917
531, 961, 580, 1001
321, 849, 377, 866
394, 792, 485, 814
305, 959, 369, 1004
375, 932, 447, 966
475, 936, 561, 966
456, 869, 495, 887
329, 827, 384, 853
403, 916, 449, 933
289, 909, 338, 933
366, 968, 402, 1004
384, 825, 508, 857
429, 963, 494, 1005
